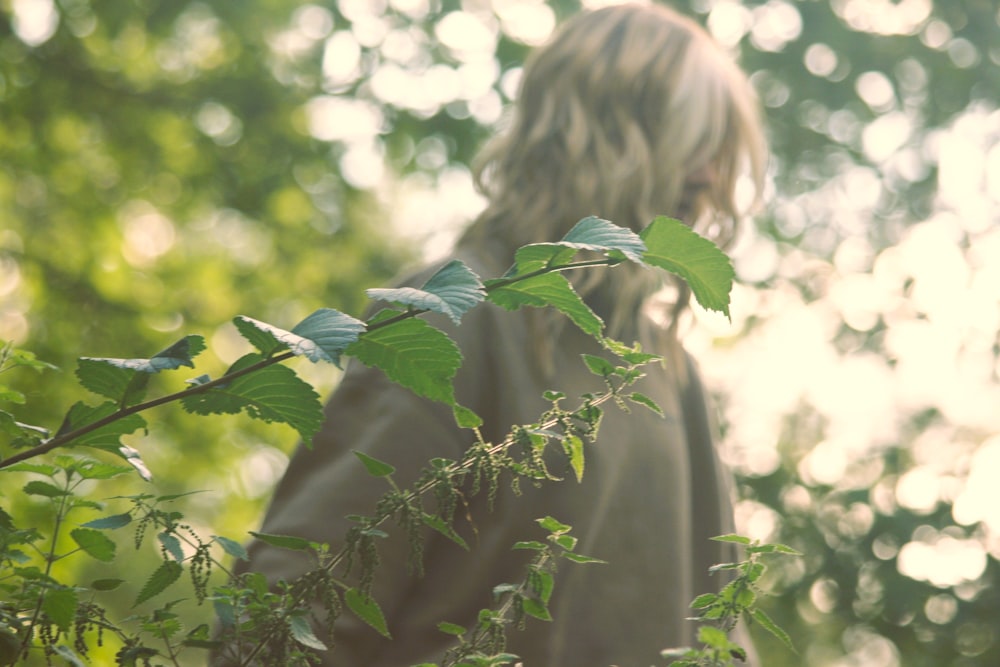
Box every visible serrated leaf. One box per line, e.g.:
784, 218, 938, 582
91, 578, 125, 591
562, 435, 585, 483
710, 534, 752, 545
288, 614, 328, 651
158, 532, 185, 562
561, 552, 607, 565
422, 513, 469, 550
452, 404, 482, 429
368, 260, 486, 326
57, 401, 147, 452
347, 315, 462, 406
536, 516, 571, 535
23, 480, 70, 497
118, 445, 152, 481
560, 216, 646, 263
521, 598, 552, 621
748, 542, 802, 556
640, 216, 734, 318
344, 588, 391, 638
581, 354, 615, 377
437, 621, 466, 636
234, 310, 365, 367
3, 462, 59, 476
353, 451, 396, 477
690, 593, 718, 609
249, 531, 315, 552
181, 354, 323, 443
134, 560, 183, 606
697, 625, 729, 649
42, 587, 78, 631
213, 535, 248, 561
487, 272, 603, 339
628, 392, 664, 416
74, 460, 134, 480
70, 528, 117, 562
553, 534, 577, 551
751, 608, 797, 653
76, 336, 205, 406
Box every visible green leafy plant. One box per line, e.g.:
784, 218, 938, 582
0, 217, 793, 666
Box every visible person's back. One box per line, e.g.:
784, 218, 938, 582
223, 4, 767, 665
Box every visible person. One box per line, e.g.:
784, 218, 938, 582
228, 3, 766, 666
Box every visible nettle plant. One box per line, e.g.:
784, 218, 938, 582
0, 217, 797, 666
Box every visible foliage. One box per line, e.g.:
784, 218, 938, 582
0, 217, 793, 666
4, 1, 999, 666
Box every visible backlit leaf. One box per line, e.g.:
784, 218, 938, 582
368, 260, 485, 325
640, 217, 734, 319
560, 216, 646, 263
487, 273, 603, 339
70, 528, 117, 562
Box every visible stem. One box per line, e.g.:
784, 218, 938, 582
19, 477, 73, 656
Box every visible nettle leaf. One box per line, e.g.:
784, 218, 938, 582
640, 216, 734, 319
345, 588, 391, 638
158, 532, 185, 562
354, 451, 396, 478
560, 216, 646, 263
213, 535, 248, 561
42, 587, 78, 631
249, 531, 316, 552
347, 314, 462, 406
181, 354, 323, 443
487, 273, 603, 339
134, 560, 183, 606
751, 607, 797, 653
82, 513, 133, 530
74, 460, 134, 480
368, 260, 486, 326
70, 528, 117, 562
57, 401, 147, 451
628, 392, 664, 416
23, 480, 70, 498
289, 614, 328, 651
562, 435, 585, 483
234, 309, 366, 367
76, 336, 206, 406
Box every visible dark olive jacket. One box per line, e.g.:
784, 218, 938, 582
236, 248, 743, 667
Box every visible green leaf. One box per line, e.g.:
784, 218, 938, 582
353, 451, 396, 477
158, 532, 185, 562
181, 354, 324, 443
76, 336, 206, 405
347, 315, 462, 406
51, 646, 87, 667
503, 243, 580, 276
249, 531, 315, 552
561, 552, 607, 565
748, 542, 802, 556
562, 435, 585, 483
57, 401, 147, 451
422, 513, 469, 550
751, 608, 797, 653
70, 528, 117, 562
134, 560, 183, 606
628, 392, 664, 416
452, 404, 483, 429
536, 516, 571, 535
512, 541, 547, 551
235, 310, 365, 367
91, 578, 125, 591
74, 460, 134, 480
437, 621, 466, 636
213, 535, 249, 561
560, 216, 646, 263
3, 462, 59, 476
581, 354, 615, 377
344, 588, 391, 638
640, 216, 734, 318
553, 534, 577, 551
367, 260, 486, 325
710, 534, 752, 545
288, 614, 328, 651
42, 587, 78, 631
23, 480, 70, 497
0, 388, 25, 404
697, 625, 729, 649
487, 272, 603, 339
690, 593, 718, 609
521, 597, 552, 621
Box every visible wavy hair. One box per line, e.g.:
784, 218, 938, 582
460, 2, 767, 339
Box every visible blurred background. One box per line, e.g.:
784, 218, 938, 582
1, 0, 998, 665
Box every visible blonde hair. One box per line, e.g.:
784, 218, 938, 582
461, 2, 767, 340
